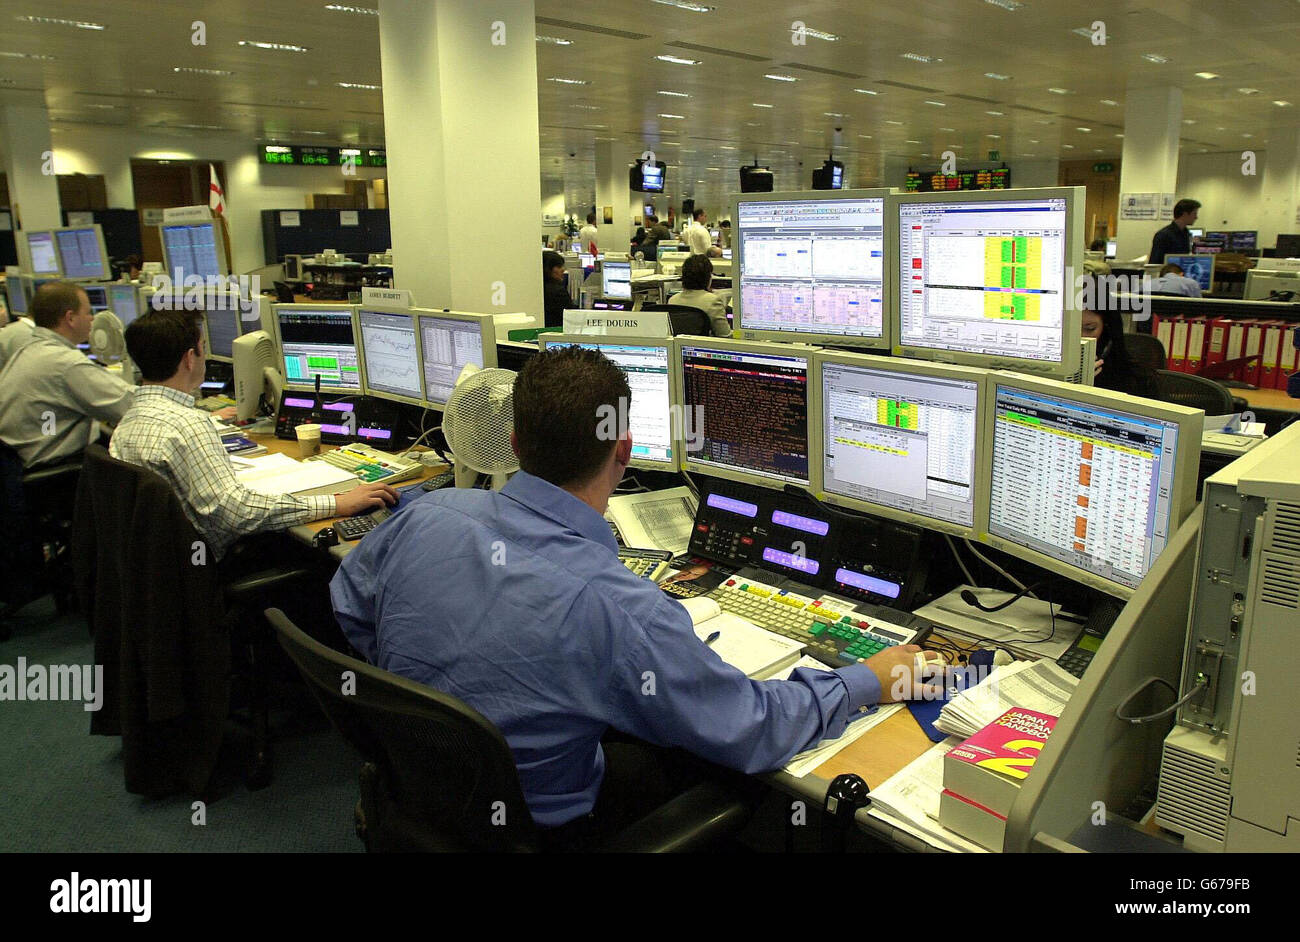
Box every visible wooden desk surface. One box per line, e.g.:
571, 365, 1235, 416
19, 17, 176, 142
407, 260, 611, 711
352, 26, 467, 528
1239, 385, 1300, 413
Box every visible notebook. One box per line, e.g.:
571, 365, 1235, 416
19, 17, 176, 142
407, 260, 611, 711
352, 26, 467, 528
678, 597, 804, 679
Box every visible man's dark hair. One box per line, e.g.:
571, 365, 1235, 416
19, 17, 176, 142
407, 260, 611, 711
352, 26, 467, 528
681, 253, 713, 290
31, 282, 87, 330
513, 346, 631, 488
693, 208, 706, 222
543, 250, 564, 277
124, 309, 203, 382
1159, 263, 1185, 276
585, 212, 596, 225
1089, 239, 1106, 252
1173, 198, 1201, 219
647, 214, 658, 224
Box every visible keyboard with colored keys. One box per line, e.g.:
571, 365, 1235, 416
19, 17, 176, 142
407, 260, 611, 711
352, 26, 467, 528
618, 547, 674, 581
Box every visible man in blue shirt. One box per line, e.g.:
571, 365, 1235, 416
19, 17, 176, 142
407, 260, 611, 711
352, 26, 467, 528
331, 346, 939, 844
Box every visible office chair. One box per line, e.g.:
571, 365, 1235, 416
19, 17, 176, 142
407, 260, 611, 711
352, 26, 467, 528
1122, 333, 1167, 374
266, 608, 753, 852
1155, 370, 1236, 414
641, 303, 712, 337
273, 281, 296, 304
0, 443, 81, 637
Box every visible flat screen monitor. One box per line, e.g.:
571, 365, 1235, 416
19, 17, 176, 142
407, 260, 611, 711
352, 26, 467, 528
1227, 230, 1257, 252
272, 304, 362, 391
602, 261, 632, 299
982, 375, 1201, 598
25, 231, 61, 276
1275, 234, 1300, 258
539, 334, 678, 470
160, 221, 228, 282
203, 300, 243, 362
83, 285, 109, 313
678, 338, 812, 488
894, 187, 1083, 376
1188, 228, 1203, 239
358, 307, 424, 406
6, 275, 30, 315
1105, 239, 1117, 259
579, 253, 596, 268
107, 284, 142, 327
1164, 254, 1215, 292
813, 352, 985, 537
415, 310, 496, 407
54, 225, 110, 281
733, 188, 890, 349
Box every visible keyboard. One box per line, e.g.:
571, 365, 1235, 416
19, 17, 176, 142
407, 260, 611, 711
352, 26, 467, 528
311, 443, 423, 484
618, 547, 673, 581
711, 576, 921, 667
336, 507, 393, 541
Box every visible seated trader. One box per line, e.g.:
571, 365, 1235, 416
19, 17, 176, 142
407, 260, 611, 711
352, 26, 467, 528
542, 250, 570, 329
1081, 276, 1159, 399
668, 255, 731, 337
684, 208, 723, 258
332, 346, 940, 840
0, 281, 134, 468
1149, 262, 1203, 298
109, 309, 396, 563
1148, 198, 1199, 264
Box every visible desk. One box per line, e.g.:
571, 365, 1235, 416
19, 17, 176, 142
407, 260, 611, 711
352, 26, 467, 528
1238, 385, 1300, 413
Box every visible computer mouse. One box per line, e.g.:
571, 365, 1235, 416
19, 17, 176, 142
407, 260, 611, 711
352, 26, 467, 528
312, 527, 338, 549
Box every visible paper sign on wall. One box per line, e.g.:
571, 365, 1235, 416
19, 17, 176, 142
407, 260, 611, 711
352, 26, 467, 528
340, 210, 359, 226
142, 208, 165, 226
67, 211, 94, 227
1120, 193, 1160, 221
280, 211, 301, 227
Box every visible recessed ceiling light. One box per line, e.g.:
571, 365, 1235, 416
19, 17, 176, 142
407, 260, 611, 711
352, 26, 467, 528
1243, 133, 1253, 138
536, 35, 574, 45
706, 166, 721, 170
659, 141, 680, 145
940, 127, 955, 132
1195, 71, 1218, 80
1093, 148, 1105, 152
1183, 118, 1196, 124
337, 81, 381, 90
655, 54, 699, 65
853, 88, 880, 95
1071, 27, 1093, 38
14, 15, 104, 29
765, 73, 798, 82
0, 50, 55, 59
548, 77, 590, 85
324, 4, 378, 14
858, 134, 872, 138
924, 100, 946, 107
984, 72, 1011, 80
1100, 98, 1119, 106
649, 0, 716, 11
1238, 87, 1259, 95
1275, 100, 1293, 107
885, 119, 903, 125
1116, 133, 1124, 138
571, 104, 601, 111
1047, 87, 1070, 94
900, 52, 941, 63
1062, 143, 1075, 149
657, 89, 690, 97
1076, 126, 1091, 132
823, 111, 845, 117
984, 0, 1023, 10
751, 102, 773, 108
657, 113, 684, 119
85, 103, 116, 109
745, 121, 761, 126
173, 67, 233, 75
1029, 139, 1039, 143
985, 110, 1004, 116
238, 40, 309, 52
905, 139, 921, 144
1141, 53, 1169, 64
719, 145, 736, 150
168, 123, 230, 131
987, 133, 1001, 139
799, 26, 840, 41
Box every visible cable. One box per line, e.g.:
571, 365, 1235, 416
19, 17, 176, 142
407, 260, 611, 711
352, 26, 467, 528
1116, 676, 1207, 724
944, 534, 977, 587
963, 538, 1037, 597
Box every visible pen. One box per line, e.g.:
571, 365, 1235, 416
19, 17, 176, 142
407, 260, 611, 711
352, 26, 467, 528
704, 630, 721, 646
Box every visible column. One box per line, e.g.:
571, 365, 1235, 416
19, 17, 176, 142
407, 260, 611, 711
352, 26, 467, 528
1258, 126, 1300, 248
0, 101, 62, 232
595, 139, 632, 252
378, 0, 542, 315
1115, 87, 1182, 260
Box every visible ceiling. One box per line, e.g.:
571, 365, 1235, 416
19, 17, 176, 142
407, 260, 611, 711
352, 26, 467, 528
2, 0, 1298, 211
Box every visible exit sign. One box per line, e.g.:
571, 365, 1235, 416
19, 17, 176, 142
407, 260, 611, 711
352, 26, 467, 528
987, 150, 1000, 161
1092, 162, 1115, 172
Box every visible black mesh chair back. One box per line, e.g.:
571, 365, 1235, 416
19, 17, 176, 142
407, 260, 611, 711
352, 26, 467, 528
1123, 333, 1168, 373
273, 281, 296, 304
1155, 370, 1235, 414
641, 303, 712, 336
265, 608, 540, 852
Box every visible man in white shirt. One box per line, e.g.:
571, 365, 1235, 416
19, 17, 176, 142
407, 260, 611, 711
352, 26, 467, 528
1149, 262, 1203, 298
0, 282, 135, 468
668, 255, 730, 337
578, 212, 598, 255
683, 209, 722, 258
110, 308, 397, 562
0, 313, 36, 371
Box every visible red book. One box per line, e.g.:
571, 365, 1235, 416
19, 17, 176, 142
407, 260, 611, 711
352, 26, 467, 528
1204, 317, 1232, 367
1259, 320, 1285, 389
1244, 320, 1266, 386
942, 707, 1058, 817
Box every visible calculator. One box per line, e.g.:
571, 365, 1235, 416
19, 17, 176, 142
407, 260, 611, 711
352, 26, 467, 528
335, 508, 393, 542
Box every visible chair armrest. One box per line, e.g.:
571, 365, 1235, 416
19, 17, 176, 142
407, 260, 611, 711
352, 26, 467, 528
23, 461, 82, 486
224, 567, 315, 605
602, 780, 752, 853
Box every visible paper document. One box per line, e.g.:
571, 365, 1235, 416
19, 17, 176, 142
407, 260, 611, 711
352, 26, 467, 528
607, 486, 697, 556
233, 452, 358, 498
935, 659, 1077, 740
678, 597, 803, 679
866, 738, 987, 853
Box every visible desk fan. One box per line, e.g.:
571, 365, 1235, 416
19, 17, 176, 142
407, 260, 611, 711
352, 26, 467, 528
89, 310, 132, 379
441, 365, 519, 489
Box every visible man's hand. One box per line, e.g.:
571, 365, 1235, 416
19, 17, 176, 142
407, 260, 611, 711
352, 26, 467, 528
334, 482, 399, 517
215, 405, 238, 421
864, 644, 947, 704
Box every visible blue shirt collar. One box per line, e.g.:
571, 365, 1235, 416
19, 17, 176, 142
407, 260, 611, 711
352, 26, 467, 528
501, 470, 618, 552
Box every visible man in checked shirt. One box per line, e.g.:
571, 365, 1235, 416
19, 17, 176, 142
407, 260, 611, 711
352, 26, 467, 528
110, 308, 396, 566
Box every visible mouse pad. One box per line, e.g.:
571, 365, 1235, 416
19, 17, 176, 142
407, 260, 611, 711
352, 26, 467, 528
906, 666, 979, 743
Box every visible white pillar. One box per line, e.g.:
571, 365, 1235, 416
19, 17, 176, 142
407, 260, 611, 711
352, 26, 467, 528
0, 102, 62, 232
378, 0, 542, 315
1259, 129, 1300, 249
1116, 87, 1182, 260
595, 139, 632, 252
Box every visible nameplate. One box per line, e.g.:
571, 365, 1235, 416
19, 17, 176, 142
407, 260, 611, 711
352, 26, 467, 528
562, 309, 670, 337
1261, 258, 1300, 273
361, 287, 414, 308
162, 205, 213, 224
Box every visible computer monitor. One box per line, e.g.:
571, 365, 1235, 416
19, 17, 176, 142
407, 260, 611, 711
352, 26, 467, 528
981, 373, 1202, 599
602, 261, 632, 299
1276, 234, 1300, 258
272, 304, 362, 392
414, 310, 496, 407
893, 186, 1083, 377
1164, 254, 1214, 292
579, 253, 596, 268
24, 231, 61, 276
733, 188, 892, 350
1105, 239, 1117, 259
53, 225, 110, 281
812, 351, 986, 537
106, 284, 142, 327
357, 305, 424, 406
160, 220, 229, 282
1188, 228, 1204, 239
6, 275, 31, 316
539, 334, 679, 470
1227, 230, 1257, 252
202, 296, 244, 363
677, 337, 814, 488
83, 285, 109, 313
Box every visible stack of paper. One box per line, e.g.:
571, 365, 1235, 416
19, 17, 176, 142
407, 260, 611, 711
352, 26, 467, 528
678, 597, 804, 679
232, 452, 358, 498
866, 738, 987, 853
934, 659, 1078, 740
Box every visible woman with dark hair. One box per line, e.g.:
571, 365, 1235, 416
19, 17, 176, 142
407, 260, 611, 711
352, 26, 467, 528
1081, 278, 1159, 399
630, 226, 647, 256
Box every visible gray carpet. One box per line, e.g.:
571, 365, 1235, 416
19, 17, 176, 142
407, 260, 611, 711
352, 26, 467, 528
0, 598, 363, 852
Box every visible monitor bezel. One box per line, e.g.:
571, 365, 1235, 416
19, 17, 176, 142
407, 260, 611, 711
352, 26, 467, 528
1164, 253, 1215, 292
158, 219, 232, 282
538, 333, 682, 472
675, 333, 819, 490
271, 302, 364, 394
977, 370, 1203, 600
411, 309, 498, 409
731, 187, 895, 351
891, 186, 1085, 378
355, 303, 427, 407
51, 224, 111, 282
810, 350, 989, 539
23, 230, 63, 277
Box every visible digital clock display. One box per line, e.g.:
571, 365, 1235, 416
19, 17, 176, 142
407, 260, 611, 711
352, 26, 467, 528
262, 145, 388, 167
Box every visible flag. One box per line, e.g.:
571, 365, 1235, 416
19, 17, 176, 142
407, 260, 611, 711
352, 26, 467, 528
208, 163, 225, 215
